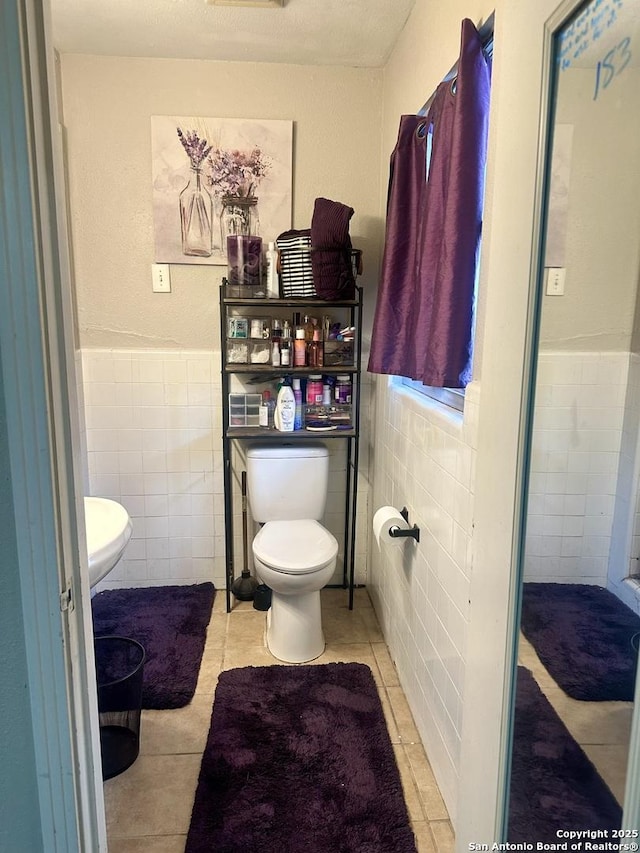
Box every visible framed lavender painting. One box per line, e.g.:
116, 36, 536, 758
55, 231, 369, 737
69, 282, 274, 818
151, 116, 293, 265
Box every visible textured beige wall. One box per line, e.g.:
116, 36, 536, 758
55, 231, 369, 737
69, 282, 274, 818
540, 67, 640, 350
60, 56, 384, 348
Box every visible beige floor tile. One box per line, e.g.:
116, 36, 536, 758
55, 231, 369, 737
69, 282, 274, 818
140, 694, 213, 756
429, 819, 455, 853
360, 605, 384, 642
322, 606, 373, 644
211, 592, 228, 613
194, 648, 223, 697
107, 835, 187, 853
542, 686, 633, 746
104, 753, 201, 838
582, 743, 629, 804
372, 642, 400, 686
318, 641, 380, 672
203, 612, 227, 650
320, 588, 384, 642
412, 821, 437, 853
222, 643, 276, 669
378, 686, 401, 743
387, 684, 421, 743
394, 744, 426, 823
225, 609, 267, 645
405, 743, 450, 821
320, 587, 354, 608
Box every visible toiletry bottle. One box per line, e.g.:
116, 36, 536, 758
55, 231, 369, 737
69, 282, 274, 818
308, 328, 324, 368
274, 380, 295, 432
292, 377, 303, 430
271, 338, 280, 367
322, 382, 332, 406
259, 390, 275, 428
265, 242, 279, 298
294, 328, 307, 366
307, 374, 323, 405
303, 315, 315, 341
280, 319, 291, 366
336, 374, 352, 404
266, 390, 275, 427
280, 337, 291, 367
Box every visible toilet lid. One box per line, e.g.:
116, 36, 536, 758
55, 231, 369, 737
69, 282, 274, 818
253, 520, 338, 574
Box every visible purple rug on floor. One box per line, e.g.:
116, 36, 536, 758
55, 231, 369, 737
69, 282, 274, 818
508, 667, 621, 841
185, 662, 417, 853
92, 583, 215, 710
520, 583, 640, 701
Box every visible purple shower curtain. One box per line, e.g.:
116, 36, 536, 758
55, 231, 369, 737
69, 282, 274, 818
368, 19, 491, 388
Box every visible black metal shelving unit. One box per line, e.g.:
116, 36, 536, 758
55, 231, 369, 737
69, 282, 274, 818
219, 285, 363, 613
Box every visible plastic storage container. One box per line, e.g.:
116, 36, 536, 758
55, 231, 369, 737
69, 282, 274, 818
94, 636, 146, 780
306, 375, 323, 405
335, 375, 352, 404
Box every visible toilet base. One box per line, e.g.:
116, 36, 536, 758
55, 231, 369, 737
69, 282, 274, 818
266, 589, 325, 663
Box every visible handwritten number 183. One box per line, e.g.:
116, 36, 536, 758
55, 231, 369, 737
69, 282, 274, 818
594, 37, 632, 100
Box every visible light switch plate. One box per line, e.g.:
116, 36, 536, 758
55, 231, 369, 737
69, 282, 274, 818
152, 264, 171, 293
546, 267, 566, 296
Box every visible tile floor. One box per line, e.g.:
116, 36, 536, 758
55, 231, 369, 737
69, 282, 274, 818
517, 634, 634, 804
104, 588, 454, 852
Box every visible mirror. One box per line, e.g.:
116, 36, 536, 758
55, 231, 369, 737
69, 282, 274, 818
508, 0, 640, 840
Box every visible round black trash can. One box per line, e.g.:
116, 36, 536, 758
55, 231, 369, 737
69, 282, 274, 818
94, 636, 145, 780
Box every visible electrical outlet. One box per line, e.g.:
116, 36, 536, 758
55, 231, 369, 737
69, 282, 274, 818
546, 267, 566, 296
152, 264, 171, 293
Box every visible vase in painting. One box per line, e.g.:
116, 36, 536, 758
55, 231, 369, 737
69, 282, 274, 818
179, 167, 213, 258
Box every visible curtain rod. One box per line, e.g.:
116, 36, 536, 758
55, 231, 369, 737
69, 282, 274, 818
419, 12, 495, 115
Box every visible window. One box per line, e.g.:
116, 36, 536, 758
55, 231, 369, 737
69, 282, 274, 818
403, 24, 493, 413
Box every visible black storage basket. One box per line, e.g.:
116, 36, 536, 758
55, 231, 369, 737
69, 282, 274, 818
94, 636, 146, 780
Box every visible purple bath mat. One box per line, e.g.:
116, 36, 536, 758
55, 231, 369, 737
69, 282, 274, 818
520, 583, 640, 702
185, 662, 417, 853
92, 583, 215, 710
508, 667, 621, 841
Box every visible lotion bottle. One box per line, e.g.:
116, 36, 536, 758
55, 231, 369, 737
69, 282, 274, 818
274, 381, 295, 432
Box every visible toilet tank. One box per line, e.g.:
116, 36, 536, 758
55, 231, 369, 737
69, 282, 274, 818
246, 443, 329, 522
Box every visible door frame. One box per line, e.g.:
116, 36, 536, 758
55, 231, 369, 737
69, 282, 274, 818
1, 1, 105, 849
501, 0, 640, 836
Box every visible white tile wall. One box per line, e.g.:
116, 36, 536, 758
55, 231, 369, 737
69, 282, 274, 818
609, 353, 640, 614
82, 348, 226, 591
524, 351, 628, 585
366, 377, 479, 822
81, 348, 369, 593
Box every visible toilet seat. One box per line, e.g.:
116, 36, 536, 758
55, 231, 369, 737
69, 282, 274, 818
253, 519, 338, 575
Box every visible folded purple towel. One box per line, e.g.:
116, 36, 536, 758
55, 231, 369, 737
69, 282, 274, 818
311, 197, 356, 300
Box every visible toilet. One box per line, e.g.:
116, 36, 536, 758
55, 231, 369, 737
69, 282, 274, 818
246, 443, 338, 663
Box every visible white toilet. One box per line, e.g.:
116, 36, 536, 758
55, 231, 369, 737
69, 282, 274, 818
246, 443, 338, 663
